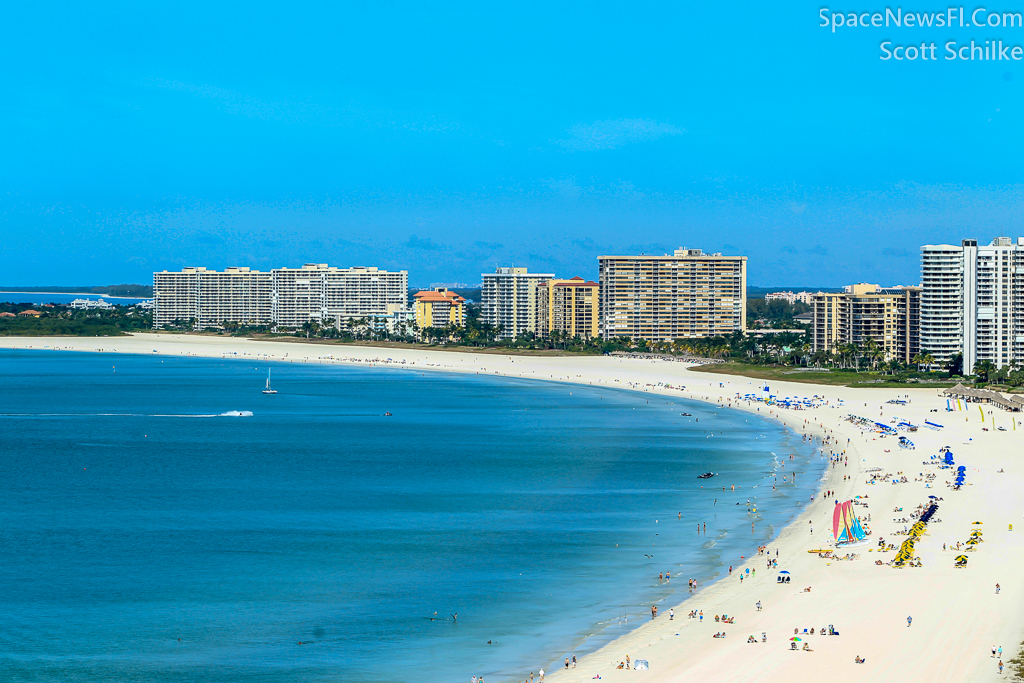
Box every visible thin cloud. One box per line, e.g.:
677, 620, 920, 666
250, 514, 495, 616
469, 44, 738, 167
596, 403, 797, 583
557, 118, 684, 151
403, 234, 444, 251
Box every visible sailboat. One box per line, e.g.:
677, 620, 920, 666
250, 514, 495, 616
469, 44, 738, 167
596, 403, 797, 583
262, 369, 277, 394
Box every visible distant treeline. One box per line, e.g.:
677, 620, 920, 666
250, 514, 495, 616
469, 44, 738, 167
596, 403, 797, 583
0, 302, 152, 336
0, 284, 153, 297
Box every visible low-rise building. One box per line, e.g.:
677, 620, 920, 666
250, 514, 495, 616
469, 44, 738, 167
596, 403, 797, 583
69, 298, 114, 310
765, 291, 815, 305
536, 277, 599, 339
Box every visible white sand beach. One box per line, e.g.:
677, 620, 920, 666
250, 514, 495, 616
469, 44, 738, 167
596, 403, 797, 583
3, 333, 1021, 682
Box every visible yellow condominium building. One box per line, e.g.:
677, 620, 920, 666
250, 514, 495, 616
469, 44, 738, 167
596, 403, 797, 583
537, 277, 600, 339
413, 288, 466, 330
598, 248, 747, 341
811, 284, 922, 363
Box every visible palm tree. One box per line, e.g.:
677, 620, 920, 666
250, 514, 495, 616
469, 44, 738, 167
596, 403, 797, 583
973, 359, 996, 382
863, 338, 881, 370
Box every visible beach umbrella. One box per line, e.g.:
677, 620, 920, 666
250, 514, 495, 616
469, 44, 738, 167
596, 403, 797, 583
928, 495, 938, 499
779, 570, 790, 574
971, 530, 983, 535
972, 521, 982, 524
790, 637, 801, 641
955, 555, 968, 562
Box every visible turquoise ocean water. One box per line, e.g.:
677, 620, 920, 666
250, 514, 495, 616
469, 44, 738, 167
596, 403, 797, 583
0, 350, 822, 682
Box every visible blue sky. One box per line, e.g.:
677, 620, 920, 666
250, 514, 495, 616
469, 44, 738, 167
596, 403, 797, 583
3, 2, 1022, 286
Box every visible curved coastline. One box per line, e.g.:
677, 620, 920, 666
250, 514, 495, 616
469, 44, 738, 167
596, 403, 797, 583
2, 333, 1022, 683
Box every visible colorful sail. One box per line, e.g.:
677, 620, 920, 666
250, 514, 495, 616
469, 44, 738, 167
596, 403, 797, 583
833, 500, 866, 544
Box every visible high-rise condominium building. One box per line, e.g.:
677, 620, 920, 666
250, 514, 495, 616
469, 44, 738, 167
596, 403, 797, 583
153, 264, 408, 330
536, 277, 600, 339
413, 288, 466, 330
598, 248, 747, 341
270, 264, 408, 329
811, 284, 921, 363
481, 267, 555, 339
153, 267, 272, 328
921, 237, 1024, 371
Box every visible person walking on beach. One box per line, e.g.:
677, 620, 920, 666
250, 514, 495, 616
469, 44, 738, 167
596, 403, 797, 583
999, 660, 1004, 674
993, 645, 998, 658
756, 601, 762, 612
669, 608, 674, 620
539, 669, 544, 682
572, 655, 577, 668
907, 615, 912, 627
996, 583, 1001, 594
625, 655, 630, 669
564, 657, 569, 669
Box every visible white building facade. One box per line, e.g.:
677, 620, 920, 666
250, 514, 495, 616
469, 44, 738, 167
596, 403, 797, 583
154, 264, 408, 330
921, 237, 1024, 371
153, 267, 273, 328
481, 267, 555, 339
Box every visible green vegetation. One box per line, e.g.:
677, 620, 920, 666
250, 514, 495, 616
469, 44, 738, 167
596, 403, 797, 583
1010, 640, 1024, 681
746, 298, 810, 329
0, 303, 152, 336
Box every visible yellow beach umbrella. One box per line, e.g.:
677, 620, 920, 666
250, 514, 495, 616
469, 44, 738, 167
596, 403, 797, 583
973, 521, 983, 525
955, 555, 968, 562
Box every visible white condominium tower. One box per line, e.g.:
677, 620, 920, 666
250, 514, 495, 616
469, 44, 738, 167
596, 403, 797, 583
152, 267, 272, 328
153, 264, 408, 330
270, 264, 409, 329
598, 248, 747, 341
481, 267, 555, 339
921, 237, 1024, 371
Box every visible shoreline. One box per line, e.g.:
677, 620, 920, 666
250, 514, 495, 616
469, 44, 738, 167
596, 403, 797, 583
2, 333, 1022, 682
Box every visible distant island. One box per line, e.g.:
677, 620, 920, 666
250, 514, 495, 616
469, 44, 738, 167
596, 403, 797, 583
0, 284, 153, 298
